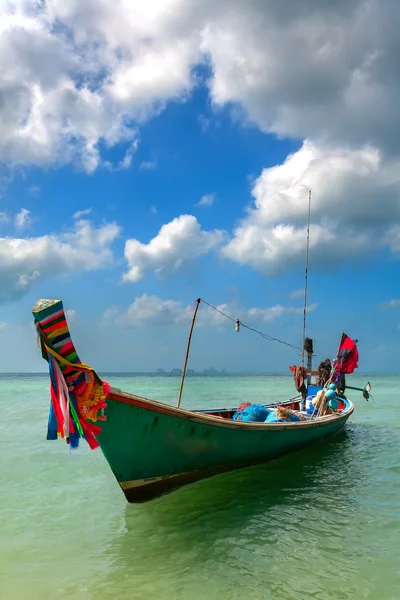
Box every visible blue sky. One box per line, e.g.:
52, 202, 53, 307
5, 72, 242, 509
0, 0, 399, 373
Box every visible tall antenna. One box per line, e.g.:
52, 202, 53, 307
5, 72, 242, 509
301, 189, 312, 368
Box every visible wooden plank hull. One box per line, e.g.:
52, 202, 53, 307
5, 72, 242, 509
98, 388, 353, 503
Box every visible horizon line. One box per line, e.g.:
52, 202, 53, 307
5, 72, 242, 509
0, 370, 391, 375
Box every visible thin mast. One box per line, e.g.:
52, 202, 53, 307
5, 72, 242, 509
177, 298, 201, 408
301, 189, 312, 368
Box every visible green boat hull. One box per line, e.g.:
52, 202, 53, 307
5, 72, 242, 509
99, 388, 353, 502
31, 297, 356, 504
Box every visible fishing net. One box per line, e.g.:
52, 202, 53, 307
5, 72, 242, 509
265, 407, 302, 422
232, 403, 270, 422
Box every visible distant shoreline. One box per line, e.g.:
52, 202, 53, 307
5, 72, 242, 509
0, 371, 391, 376
0, 371, 288, 376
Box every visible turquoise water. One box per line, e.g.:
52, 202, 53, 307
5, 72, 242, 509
0, 373, 399, 599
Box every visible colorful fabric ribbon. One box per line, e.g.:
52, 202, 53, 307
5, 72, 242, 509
32, 299, 109, 450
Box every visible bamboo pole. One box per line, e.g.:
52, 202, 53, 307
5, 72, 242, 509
177, 298, 201, 408
333, 331, 345, 388
316, 389, 328, 418
311, 388, 325, 419
304, 348, 312, 411
334, 332, 345, 370
301, 189, 312, 369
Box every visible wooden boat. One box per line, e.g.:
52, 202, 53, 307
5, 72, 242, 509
84, 384, 354, 503
32, 299, 365, 503
32, 192, 370, 503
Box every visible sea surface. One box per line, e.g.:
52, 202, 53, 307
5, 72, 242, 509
0, 373, 399, 600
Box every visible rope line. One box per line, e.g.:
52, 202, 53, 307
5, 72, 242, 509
198, 298, 301, 351
199, 298, 236, 323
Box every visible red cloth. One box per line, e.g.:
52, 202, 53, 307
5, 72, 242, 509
336, 335, 359, 374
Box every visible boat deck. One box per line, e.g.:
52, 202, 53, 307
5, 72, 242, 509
196, 397, 349, 422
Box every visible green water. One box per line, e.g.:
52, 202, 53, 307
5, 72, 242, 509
0, 374, 399, 599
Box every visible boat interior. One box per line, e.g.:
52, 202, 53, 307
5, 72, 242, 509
196, 380, 350, 422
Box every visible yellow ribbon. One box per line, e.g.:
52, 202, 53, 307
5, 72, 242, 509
48, 326, 70, 339
44, 343, 95, 373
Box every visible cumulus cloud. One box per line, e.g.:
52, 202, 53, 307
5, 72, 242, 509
0, 9, 137, 171
0, 218, 120, 303
2, 0, 400, 281
0, 1, 198, 171
4, 0, 400, 172
123, 214, 225, 282
104, 139, 139, 172
109, 294, 315, 327
73, 208, 92, 220
247, 302, 317, 322
117, 295, 193, 326
203, 0, 400, 156
196, 193, 215, 207
222, 141, 400, 273
14, 208, 31, 229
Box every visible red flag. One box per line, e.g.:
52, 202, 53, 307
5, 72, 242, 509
335, 334, 359, 374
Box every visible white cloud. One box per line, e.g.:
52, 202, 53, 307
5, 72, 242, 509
118, 141, 138, 170
247, 302, 317, 322
116, 295, 193, 326
0, 212, 10, 224
0, 9, 135, 171
0, 218, 120, 303
104, 139, 139, 172
111, 294, 315, 328
123, 214, 225, 282
0, 321, 6, 330
0, 1, 197, 171
1, 0, 400, 175
14, 208, 31, 230
105, 38, 198, 113
203, 0, 400, 156
196, 193, 215, 207
1, 0, 400, 197
222, 141, 400, 273
73, 208, 92, 219
2, 0, 400, 283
